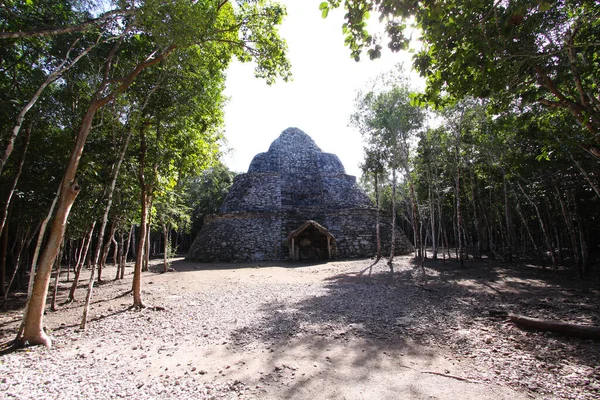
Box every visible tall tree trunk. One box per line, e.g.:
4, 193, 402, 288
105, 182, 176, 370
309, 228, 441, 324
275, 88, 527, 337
429, 173, 437, 260
513, 197, 541, 263
516, 181, 556, 268
93, 127, 133, 284
471, 168, 484, 258
50, 240, 65, 312
111, 231, 119, 268
502, 174, 513, 263
133, 192, 150, 307
374, 172, 382, 260
121, 223, 134, 280
455, 152, 464, 266
162, 222, 170, 272
571, 194, 589, 276
133, 123, 150, 308
67, 222, 96, 303
143, 222, 151, 272
387, 168, 397, 273
98, 222, 113, 283
0, 223, 7, 297
408, 179, 422, 267
20, 32, 176, 347
553, 181, 581, 273
115, 231, 123, 280
2, 227, 30, 306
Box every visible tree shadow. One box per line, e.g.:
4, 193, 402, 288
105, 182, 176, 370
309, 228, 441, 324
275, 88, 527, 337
51, 306, 131, 332
228, 257, 600, 396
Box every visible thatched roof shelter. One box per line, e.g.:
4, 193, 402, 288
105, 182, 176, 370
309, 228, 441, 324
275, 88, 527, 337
287, 220, 335, 261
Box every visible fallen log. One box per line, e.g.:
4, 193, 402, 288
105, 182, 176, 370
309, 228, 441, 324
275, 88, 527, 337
490, 310, 600, 340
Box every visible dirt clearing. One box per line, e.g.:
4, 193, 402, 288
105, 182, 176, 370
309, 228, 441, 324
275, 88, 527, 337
1, 256, 599, 399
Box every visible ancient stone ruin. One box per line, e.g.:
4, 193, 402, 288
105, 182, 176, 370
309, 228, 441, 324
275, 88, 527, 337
188, 127, 413, 262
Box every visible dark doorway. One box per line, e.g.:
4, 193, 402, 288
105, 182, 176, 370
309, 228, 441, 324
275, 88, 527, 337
297, 225, 328, 260
288, 220, 335, 261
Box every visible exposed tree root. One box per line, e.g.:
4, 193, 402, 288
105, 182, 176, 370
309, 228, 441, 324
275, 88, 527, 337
358, 257, 381, 276
398, 364, 481, 384
420, 370, 481, 384
490, 310, 600, 340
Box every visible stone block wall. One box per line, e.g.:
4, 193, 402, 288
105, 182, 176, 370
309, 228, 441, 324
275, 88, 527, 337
320, 209, 413, 258
188, 212, 282, 262
321, 175, 372, 209
220, 173, 281, 213
318, 153, 346, 175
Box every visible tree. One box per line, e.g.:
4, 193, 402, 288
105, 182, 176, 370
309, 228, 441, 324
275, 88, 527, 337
323, 0, 600, 157
360, 148, 386, 261
187, 163, 236, 241
18, 0, 291, 348
351, 68, 425, 270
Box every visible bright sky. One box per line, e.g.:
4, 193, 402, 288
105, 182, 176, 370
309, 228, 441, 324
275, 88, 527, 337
221, 0, 420, 178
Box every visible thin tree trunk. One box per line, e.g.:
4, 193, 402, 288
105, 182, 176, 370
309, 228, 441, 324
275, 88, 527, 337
67, 222, 96, 302
98, 221, 117, 282
471, 168, 484, 258
2, 228, 30, 306
571, 194, 589, 276
143, 222, 151, 272
375, 172, 382, 260
387, 168, 397, 273
93, 127, 133, 284
115, 230, 123, 280
570, 154, 600, 200
516, 181, 556, 268
162, 222, 170, 272
502, 174, 513, 263
0, 223, 7, 296
133, 123, 150, 308
408, 179, 423, 270
111, 230, 119, 267
455, 153, 464, 266
122, 223, 134, 279
80, 251, 97, 330
553, 181, 581, 273
513, 197, 541, 262
21, 31, 175, 347
67, 239, 73, 282
429, 174, 437, 260
133, 193, 150, 307
50, 240, 65, 312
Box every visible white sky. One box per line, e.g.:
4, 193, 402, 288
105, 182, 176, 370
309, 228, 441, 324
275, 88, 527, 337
221, 0, 421, 178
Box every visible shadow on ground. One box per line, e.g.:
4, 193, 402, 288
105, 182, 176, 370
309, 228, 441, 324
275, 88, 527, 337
227, 257, 600, 397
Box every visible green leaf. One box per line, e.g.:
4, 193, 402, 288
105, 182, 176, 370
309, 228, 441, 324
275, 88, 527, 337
538, 2, 551, 12
319, 2, 329, 11
322, 8, 329, 19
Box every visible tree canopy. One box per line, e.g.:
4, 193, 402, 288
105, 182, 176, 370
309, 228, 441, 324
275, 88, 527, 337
323, 0, 600, 157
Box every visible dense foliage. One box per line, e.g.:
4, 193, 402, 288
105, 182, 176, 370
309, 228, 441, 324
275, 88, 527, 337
0, 0, 290, 346
337, 0, 600, 276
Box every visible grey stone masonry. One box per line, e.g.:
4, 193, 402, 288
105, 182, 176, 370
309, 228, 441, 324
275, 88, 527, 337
188, 127, 413, 261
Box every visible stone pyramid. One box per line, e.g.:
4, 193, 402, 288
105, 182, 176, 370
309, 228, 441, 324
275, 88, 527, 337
188, 127, 412, 261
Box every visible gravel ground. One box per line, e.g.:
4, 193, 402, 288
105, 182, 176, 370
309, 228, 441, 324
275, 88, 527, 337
0, 256, 599, 399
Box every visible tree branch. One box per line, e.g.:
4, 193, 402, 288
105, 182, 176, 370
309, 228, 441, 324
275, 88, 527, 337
0, 9, 135, 40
